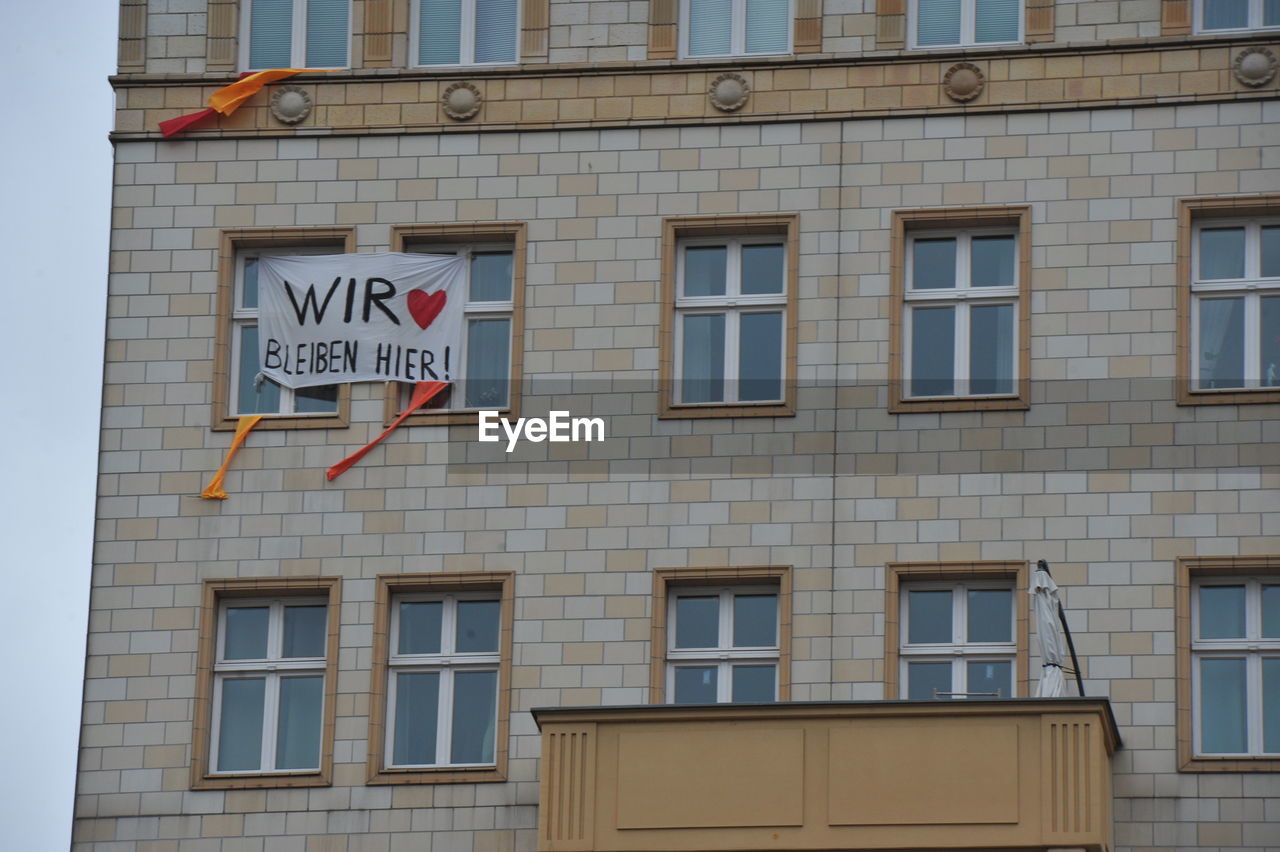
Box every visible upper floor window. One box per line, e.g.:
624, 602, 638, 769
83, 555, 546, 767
910, 0, 1022, 48
682, 0, 792, 58
900, 582, 1017, 699
1197, 0, 1280, 32
243, 0, 350, 69
415, 0, 519, 66
667, 587, 781, 703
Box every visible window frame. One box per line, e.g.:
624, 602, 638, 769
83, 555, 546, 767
678, 0, 795, 59
885, 562, 1029, 700
650, 567, 791, 705
665, 585, 783, 704
897, 579, 1019, 699
1177, 196, 1280, 406
213, 228, 354, 431
367, 572, 514, 785
238, 0, 353, 71
411, 0, 522, 67
889, 207, 1031, 414
191, 577, 341, 790
386, 223, 526, 426
1193, 0, 1280, 33
906, 0, 1025, 49
660, 215, 799, 420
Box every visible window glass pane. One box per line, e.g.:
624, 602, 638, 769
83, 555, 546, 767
1265, 586, 1280, 638
681, 314, 726, 403
242, 257, 260, 309
1200, 658, 1248, 753
674, 666, 718, 703
464, 317, 511, 409
1265, 658, 1280, 753
295, 383, 339, 413
683, 246, 727, 296
731, 665, 776, 702
967, 589, 1012, 643
237, 326, 282, 415
967, 660, 1012, 697
687, 0, 733, 55
398, 601, 443, 654
969, 303, 1014, 395
456, 600, 501, 653
393, 671, 439, 765
1198, 298, 1245, 389
305, 0, 349, 67
733, 594, 778, 647
1199, 585, 1246, 638
474, 0, 518, 63
739, 312, 783, 402
1199, 227, 1246, 279
907, 661, 952, 699
1202, 0, 1249, 28
745, 0, 789, 53
970, 235, 1016, 287
224, 606, 269, 660
276, 676, 323, 769
249, 0, 293, 68
218, 677, 265, 771
282, 605, 327, 658
451, 670, 498, 763
1262, 296, 1280, 388
1263, 226, 1280, 277
910, 238, 957, 289
974, 0, 1019, 42
419, 0, 462, 64
741, 244, 785, 295
470, 251, 513, 302
1267, 0, 1280, 24
916, 0, 961, 45
907, 589, 952, 644
910, 306, 956, 397
675, 596, 719, 648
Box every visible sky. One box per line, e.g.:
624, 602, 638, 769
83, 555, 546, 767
0, 1, 116, 848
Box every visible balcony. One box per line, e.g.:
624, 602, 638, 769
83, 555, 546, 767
534, 698, 1120, 852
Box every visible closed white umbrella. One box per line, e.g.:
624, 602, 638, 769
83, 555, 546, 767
1031, 562, 1067, 697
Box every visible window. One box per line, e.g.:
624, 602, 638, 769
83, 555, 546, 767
1196, 0, 1280, 32
890, 208, 1030, 413
661, 215, 797, 418
682, 0, 792, 57
414, 0, 519, 66
214, 229, 354, 430
368, 573, 513, 784
910, 0, 1022, 47
886, 562, 1027, 700
242, 0, 350, 69
651, 567, 791, 704
388, 224, 525, 425
192, 578, 339, 788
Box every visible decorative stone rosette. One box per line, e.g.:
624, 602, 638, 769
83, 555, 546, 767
442, 82, 483, 121
709, 73, 750, 112
1233, 46, 1277, 88
269, 85, 312, 125
942, 62, 985, 103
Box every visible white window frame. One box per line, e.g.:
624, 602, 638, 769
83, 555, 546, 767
209, 597, 328, 774
384, 592, 502, 768
1191, 578, 1280, 756
907, 0, 1025, 49
902, 227, 1020, 400
665, 586, 781, 703
399, 242, 515, 412
674, 236, 788, 405
411, 0, 521, 67
239, 0, 353, 70
1190, 218, 1280, 391
678, 0, 795, 59
1194, 0, 1280, 33
230, 246, 342, 417
899, 581, 1017, 699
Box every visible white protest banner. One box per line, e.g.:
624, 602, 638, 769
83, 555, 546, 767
256, 251, 467, 388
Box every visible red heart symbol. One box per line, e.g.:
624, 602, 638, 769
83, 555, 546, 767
407, 289, 447, 330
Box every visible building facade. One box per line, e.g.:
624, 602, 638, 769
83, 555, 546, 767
78, 0, 1280, 849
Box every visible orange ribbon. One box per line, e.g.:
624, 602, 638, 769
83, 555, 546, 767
200, 415, 264, 499
326, 382, 449, 481
159, 69, 307, 137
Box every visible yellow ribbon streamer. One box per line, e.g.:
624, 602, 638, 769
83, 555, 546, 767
200, 415, 265, 500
